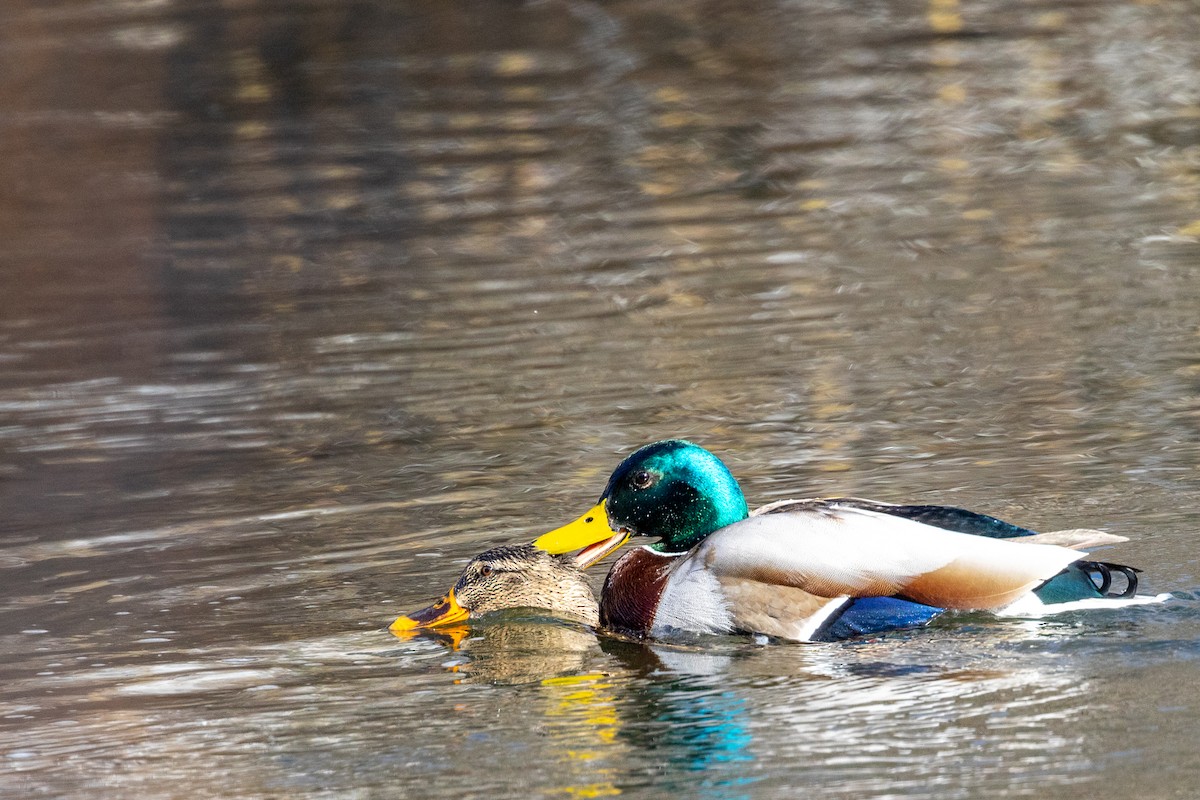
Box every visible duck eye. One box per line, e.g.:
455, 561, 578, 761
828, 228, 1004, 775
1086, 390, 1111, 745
478, 565, 493, 578
631, 470, 654, 489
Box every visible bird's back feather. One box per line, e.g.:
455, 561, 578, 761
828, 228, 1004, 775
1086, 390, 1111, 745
689, 503, 1083, 610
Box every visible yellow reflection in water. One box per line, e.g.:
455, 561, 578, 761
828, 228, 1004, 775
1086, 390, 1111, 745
389, 623, 470, 650
537, 673, 623, 796
392, 620, 623, 794
927, 0, 963, 34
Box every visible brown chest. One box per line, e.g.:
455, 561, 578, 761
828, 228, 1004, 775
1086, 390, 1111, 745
599, 548, 675, 636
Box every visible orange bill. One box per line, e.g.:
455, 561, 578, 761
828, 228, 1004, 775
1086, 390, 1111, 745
389, 622, 470, 649
389, 589, 469, 631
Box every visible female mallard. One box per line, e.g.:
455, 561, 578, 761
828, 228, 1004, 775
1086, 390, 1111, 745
531, 439, 1165, 641
390, 544, 599, 631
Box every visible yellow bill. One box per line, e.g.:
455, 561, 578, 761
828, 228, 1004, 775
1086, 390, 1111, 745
389, 589, 469, 631
532, 500, 631, 568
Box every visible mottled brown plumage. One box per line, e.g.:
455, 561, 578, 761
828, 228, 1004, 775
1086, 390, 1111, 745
393, 544, 599, 630
451, 545, 600, 625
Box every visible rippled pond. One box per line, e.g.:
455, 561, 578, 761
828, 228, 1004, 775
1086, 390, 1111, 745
3, 0, 1200, 797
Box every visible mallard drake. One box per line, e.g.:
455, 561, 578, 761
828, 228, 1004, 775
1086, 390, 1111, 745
532, 439, 1166, 641
390, 544, 599, 631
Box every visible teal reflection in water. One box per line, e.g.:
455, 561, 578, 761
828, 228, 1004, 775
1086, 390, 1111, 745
599, 639, 759, 799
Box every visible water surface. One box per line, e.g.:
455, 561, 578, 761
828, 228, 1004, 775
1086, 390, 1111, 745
2, 1, 1200, 797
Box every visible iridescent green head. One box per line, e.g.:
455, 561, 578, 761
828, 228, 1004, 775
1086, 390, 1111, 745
601, 440, 749, 552
534, 440, 750, 560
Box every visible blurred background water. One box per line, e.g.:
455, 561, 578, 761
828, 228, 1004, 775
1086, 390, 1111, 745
2, 0, 1199, 797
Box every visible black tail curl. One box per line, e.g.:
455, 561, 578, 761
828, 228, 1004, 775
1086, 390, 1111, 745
1078, 561, 1141, 599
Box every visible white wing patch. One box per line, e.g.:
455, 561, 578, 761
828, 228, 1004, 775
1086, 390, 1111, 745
998, 592, 1172, 617
688, 504, 1083, 609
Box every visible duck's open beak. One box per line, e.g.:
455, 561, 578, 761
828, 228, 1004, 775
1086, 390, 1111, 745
389, 589, 469, 631
532, 500, 631, 568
